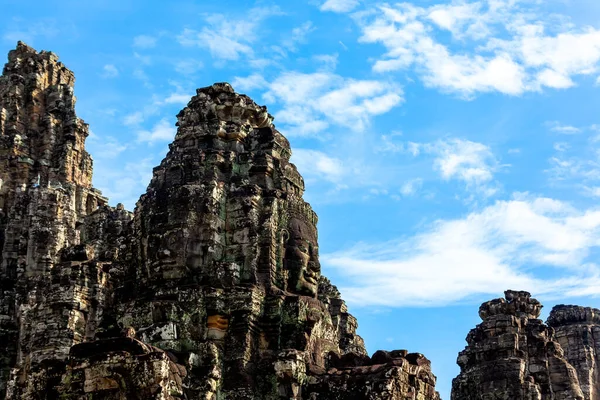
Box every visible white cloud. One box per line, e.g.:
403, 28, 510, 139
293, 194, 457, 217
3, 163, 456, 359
400, 178, 423, 196
280, 22, 315, 53
101, 64, 119, 78
427, 1, 487, 39
313, 54, 339, 71
320, 0, 360, 13
261, 71, 403, 135
378, 134, 406, 153
133, 52, 152, 65
546, 128, 600, 189
133, 68, 152, 88
324, 195, 600, 307
92, 157, 155, 210
537, 69, 574, 89
124, 111, 144, 126
376, 135, 500, 196
232, 74, 269, 92
429, 139, 497, 186
584, 186, 600, 198
177, 7, 282, 61
122, 87, 190, 132
354, 1, 600, 97
546, 121, 581, 134
133, 35, 157, 48
163, 93, 190, 105
291, 149, 345, 184
553, 142, 570, 152
2, 18, 60, 44
88, 136, 127, 159
137, 118, 176, 144
174, 59, 203, 75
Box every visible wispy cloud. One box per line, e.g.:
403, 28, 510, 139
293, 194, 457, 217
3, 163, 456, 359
320, 0, 361, 13
92, 157, 155, 210
353, 1, 600, 97
279, 21, 316, 54
546, 121, 581, 134
136, 118, 176, 144
292, 149, 345, 185
427, 138, 500, 196
174, 59, 203, 75
260, 71, 403, 135
133, 34, 157, 48
325, 194, 600, 307
101, 64, 119, 78
88, 135, 127, 159
231, 74, 269, 92
177, 6, 283, 61
313, 53, 339, 71
133, 68, 152, 88
124, 111, 145, 126
2, 18, 60, 44
162, 93, 190, 105
400, 178, 423, 196
379, 136, 501, 198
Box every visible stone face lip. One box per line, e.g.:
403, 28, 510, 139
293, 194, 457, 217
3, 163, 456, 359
0, 43, 440, 400
452, 290, 597, 400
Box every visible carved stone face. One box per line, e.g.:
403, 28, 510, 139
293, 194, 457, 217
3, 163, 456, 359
285, 217, 321, 296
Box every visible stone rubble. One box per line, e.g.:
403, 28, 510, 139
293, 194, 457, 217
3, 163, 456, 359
0, 43, 440, 400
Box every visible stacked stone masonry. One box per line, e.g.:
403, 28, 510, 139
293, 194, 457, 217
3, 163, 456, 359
451, 291, 600, 400
0, 43, 441, 399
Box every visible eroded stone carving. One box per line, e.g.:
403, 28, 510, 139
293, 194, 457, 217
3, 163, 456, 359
0, 43, 440, 400
548, 305, 600, 400
452, 290, 586, 400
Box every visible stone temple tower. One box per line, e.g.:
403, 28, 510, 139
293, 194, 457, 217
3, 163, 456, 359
0, 43, 440, 400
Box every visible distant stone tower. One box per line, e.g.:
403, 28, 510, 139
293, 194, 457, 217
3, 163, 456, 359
548, 305, 600, 400
452, 290, 585, 400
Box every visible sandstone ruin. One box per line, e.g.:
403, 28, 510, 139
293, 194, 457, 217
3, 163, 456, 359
0, 42, 440, 399
452, 290, 600, 400
1, 42, 599, 400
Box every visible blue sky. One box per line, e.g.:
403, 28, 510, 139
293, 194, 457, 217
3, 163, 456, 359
3, 0, 600, 397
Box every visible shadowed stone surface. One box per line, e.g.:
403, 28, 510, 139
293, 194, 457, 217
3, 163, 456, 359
548, 305, 600, 400
452, 291, 586, 400
0, 41, 112, 399
0, 43, 441, 399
